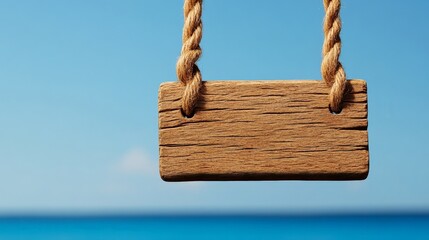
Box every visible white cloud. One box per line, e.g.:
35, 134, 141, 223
108, 147, 204, 193
116, 148, 157, 176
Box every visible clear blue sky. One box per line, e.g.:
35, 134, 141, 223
0, 0, 428, 214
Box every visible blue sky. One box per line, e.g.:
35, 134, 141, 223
0, 0, 428, 214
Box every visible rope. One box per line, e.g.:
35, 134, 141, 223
177, 0, 347, 116
176, 0, 203, 117
322, 0, 346, 113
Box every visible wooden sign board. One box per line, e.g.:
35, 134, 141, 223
158, 80, 369, 181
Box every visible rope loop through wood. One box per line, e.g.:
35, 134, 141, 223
322, 0, 346, 113
176, 0, 203, 117
177, 0, 347, 116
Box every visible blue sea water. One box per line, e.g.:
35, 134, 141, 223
0, 214, 428, 240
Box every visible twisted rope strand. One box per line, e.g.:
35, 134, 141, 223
177, 0, 347, 115
322, 0, 347, 113
176, 0, 203, 117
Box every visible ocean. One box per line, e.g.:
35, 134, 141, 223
0, 214, 428, 240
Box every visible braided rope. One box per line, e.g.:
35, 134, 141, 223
176, 0, 203, 117
322, 0, 347, 113
177, 0, 347, 116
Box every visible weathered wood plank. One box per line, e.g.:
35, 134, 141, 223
158, 80, 369, 181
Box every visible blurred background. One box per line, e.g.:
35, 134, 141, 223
0, 0, 428, 238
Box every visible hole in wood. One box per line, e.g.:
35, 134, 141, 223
180, 107, 195, 119
329, 104, 343, 115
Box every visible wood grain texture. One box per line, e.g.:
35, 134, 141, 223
159, 80, 369, 181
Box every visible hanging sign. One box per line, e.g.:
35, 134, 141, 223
158, 0, 369, 181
